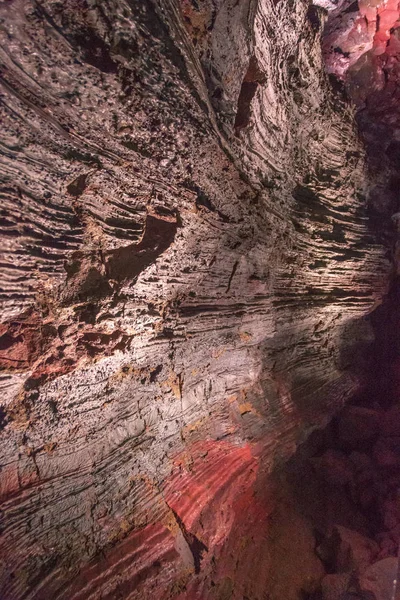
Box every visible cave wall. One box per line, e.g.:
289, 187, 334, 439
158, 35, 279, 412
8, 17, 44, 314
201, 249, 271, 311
322, 0, 400, 217
321, 0, 400, 402
0, 1, 390, 598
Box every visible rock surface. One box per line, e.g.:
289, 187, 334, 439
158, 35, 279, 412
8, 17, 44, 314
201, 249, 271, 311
359, 558, 397, 600
322, 525, 379, 573
0, 1, 393, 599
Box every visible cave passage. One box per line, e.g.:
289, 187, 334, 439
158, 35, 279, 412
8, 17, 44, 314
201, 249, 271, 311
1, 1, 400, 600
269, 1, 400, 598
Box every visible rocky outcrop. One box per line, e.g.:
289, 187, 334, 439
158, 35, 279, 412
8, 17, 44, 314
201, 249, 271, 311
275, 392, 400, 600
322, 0, 400, 229
0, 1, 390, 599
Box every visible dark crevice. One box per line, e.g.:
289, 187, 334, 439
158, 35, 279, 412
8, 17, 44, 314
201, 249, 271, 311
234, 56, 267, 132
226, 260, 239, 293
169, 506, 208, 574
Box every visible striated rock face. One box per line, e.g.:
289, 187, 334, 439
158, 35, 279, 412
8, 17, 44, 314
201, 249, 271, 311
0, 1, 391, 598
322, 0, 400, 222
321, 0, 400, 404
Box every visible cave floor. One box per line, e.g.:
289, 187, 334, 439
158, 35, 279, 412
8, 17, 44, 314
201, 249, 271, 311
265, 392, 400, 600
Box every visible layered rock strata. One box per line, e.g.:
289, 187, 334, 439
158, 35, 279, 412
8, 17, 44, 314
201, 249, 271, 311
322, 0, 400, 226
264, 3, 400, 599
0, 1, 389, 598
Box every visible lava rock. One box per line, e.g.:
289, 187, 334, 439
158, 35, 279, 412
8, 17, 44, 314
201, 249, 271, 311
375, 531, 398, 560
358, 557, 397, 600
318, 526, 379, 574
321, 573, 352, 600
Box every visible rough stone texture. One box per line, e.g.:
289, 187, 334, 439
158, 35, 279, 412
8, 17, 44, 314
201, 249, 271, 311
322, 525, 379, 573
0, 1, 390, 599
359, 557, 397, 600
321, 573, 352, 600
322, 0, 400, 230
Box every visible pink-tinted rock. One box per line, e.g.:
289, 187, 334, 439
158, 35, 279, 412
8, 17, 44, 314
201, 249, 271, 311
359, 557, 397, 600
375, 532, 398, 559
359, 0, 378, 23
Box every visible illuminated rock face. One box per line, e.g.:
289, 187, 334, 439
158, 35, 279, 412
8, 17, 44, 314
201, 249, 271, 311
323, 0, 400, 219
0, 1, 391, 599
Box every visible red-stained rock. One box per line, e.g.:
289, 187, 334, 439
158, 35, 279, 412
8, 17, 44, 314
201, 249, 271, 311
46, 522, 184, 600
359, 1, 378, 24
163, 439, 260, 565
0, 463, 19, 501
0, 310, 54, 371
